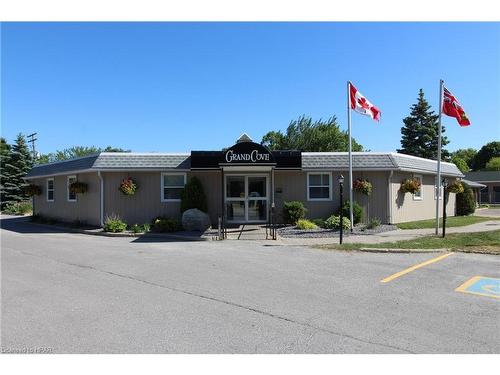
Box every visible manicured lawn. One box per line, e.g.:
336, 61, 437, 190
317, 230, 500, 254
396, 215, 500, 230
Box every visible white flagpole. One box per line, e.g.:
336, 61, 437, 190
347, 81, 354, 232
435, 79, 444, 235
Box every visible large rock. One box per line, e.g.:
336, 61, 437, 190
182, 208, 211, 232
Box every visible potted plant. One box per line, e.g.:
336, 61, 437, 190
69, 181, 88, 194
119, 177, 138, 196
400, 178, 421, 194
446, 180, 464, 194
24, 184, 42, 196
353, 179, 372, 196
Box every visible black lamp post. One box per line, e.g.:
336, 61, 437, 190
339, 175, 345, 244
442, 178, 448, 238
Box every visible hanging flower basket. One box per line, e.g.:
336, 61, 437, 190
24, 184, 42, 196
446, 180, 464, 194
119, 177, 138, 196
69, 181, 88, 194
353, 179, 373, 196
400, 178, 421, 194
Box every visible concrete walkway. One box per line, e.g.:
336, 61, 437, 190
279, 219, 500, 246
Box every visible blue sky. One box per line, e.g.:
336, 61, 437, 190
1, 22, 499, 154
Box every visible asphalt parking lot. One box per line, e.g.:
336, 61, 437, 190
1, 216, 499, 354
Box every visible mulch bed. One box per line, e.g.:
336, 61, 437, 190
277, 224, 397, 238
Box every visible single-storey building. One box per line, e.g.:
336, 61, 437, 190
25, 134, 463, 227
464, 171, 500, 205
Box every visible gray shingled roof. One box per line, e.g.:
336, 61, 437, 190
25, 153, 191, 178
302, 152, 463, 177
464, 170, 500, 182
462, 179, 487, 188
26, 151, 463, 179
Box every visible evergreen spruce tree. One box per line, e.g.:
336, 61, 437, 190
0, 138, 12, 209
398, 89, 450, 160
2, 134, 33, 207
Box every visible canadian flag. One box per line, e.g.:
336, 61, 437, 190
349, 82, 381, 121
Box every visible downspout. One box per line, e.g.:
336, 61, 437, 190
387, 170, 393, 224
98, 171, 104, 227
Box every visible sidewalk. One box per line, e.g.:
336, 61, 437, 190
278, 220, 500, 246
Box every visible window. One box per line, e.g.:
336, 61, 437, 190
67, 175, 77, 202
46, 178, 54, 202
413, 174, 423, 200
161, 173, 186, 202
307, 172, 332, 201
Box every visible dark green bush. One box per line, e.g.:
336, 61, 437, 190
103, 214, 127, 233
181, 176, 207, 213
283, 201, 307, 224
338, 200, 364, 225
311, 218, 326, 228
153, 217, 180, 232
456, 184, 475, 216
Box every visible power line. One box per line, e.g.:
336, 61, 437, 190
27, 133, 37, 159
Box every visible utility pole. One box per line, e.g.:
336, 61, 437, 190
27, 133, 38, 160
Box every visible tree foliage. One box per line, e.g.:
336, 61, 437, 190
180, 176, 208, 213
450, 148, 477, 170
485, 157, 500, 171
1, 134, 33, 208
451, 156, 470, 174
471, 141, 500, 171
456, 184, 475, 216
37, 145, 130, 164
398, 89, 450, 160
261, 115, 363, 152
0, 138, 12, 208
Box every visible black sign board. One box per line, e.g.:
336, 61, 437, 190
190, 142, 302, 169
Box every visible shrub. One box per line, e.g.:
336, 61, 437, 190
24, 184, 42, 196
296, 219, 318, 230
103, 214, 127, 233
446, 180, 464, 194
366, 217, 381, 229
181, 177, 207, 213
283, 201, 307, 224
142, 223, 151, 233
119, 177, 138, 195
3, 201, 32, 215
456, 184, 475, 216
69, 181, 88, 194
153, 217, 180, 232
324, 215, 351, 230
338, 200, 364, 225
353, 179, 373, 195
130, 223, 142, 233
400, 178, 421, 194
311, 218, 326, 228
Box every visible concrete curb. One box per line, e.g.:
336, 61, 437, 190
29, 222, 213, 241
358, 247, 449, 254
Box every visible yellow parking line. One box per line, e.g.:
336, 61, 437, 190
455, 276, 482, 293
381, 252, 454, 283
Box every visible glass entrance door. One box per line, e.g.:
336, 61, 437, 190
225, 175, 268, 223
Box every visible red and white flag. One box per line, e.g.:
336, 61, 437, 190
442, 86, 470, 126
349, 82, 381, 121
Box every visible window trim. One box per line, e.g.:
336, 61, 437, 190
161, 172, 187, 202
412, 174, 423, 201
307, 172, 332, 201
46, 178, 54, 202
67, 175, 77, 202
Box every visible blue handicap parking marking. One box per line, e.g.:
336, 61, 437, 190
456, 276, 500, 299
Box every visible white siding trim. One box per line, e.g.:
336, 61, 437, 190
412, 174, 423, 201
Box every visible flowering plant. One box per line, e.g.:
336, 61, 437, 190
446, 180, 464, 194
400, 178, 421, 194
119, 177, 137, 195
353, 179, 372, 195
24, 184, 42, 196
69, 181, 88, 194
